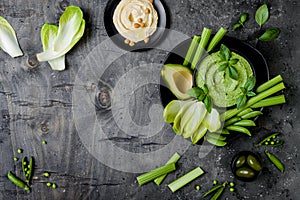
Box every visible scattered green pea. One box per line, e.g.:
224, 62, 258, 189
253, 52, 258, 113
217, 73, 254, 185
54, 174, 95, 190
52, 183, 57, 189
229, 187, 235, 192
44, 172, 50, 177
213, 180, 218, 185
195, 185, 201, 190
42, 140, 47, 145
17, 148, 23, 154
13, 157, 18, 161
271, 141, 275, 145
46, 182, 51, 187
265, 142, 269, 145
229, 182, 235, 187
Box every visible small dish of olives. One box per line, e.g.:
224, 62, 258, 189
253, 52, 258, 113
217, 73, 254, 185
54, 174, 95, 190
231, 151, 263, 182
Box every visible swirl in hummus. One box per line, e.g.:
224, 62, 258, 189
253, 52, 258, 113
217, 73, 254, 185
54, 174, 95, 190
113, 0, 158, 46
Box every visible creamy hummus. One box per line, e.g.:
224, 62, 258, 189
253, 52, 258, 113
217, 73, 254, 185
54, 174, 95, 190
113, 0, 158, 46
196, 52, 253, 107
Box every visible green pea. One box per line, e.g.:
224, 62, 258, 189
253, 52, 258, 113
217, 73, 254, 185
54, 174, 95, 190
247, 155, 262, 171
195, 185, 201, 190
235, 155, 246, 168
236, 167, 255, 178
229, 187, 235, 192
229, 182, 235, 187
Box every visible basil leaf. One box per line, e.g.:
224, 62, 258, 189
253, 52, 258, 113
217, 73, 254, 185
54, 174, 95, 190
240, 13, 248, 24
237, 95, 247, 110
198, 93, 206, 101
218, 63, 228, 71
229, 58, 239, 65
232, 23, 242, 31
187, 87, 203, 98
247, 91, 256, 97
202, 84, 209, 94
240, 87, 246, 94
258, 28, 281, 42
255, 4, 269, 28
204, 95, 212, 113
220, 44, 231, 61
244, 76, 256, 91
229, 66, 239, 80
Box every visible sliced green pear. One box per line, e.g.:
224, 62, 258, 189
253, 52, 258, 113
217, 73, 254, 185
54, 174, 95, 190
163, 100, 183, 124
202, 108, 221, 132
191, 123, 208, 144
172, 101, 195, 135
161, 64, 193, 100
182, 102, 207, 138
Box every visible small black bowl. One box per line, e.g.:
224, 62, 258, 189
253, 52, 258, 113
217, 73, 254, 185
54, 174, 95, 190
231, 151, 263, 182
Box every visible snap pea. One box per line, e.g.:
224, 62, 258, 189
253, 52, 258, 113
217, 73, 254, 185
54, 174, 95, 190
7, 171, 30, 192
237, 108, 253, 117
202, 182, 227, 198
265, 150, 284, 173
206, 136, 227, 147
233, 120, 256, 127
27, 157, 34, 184
224, 117, 241, 127
257, 133, 281, 146
221, 129, 230, 135
241, 111, 263, 119
21, 156, 27, 180
210, 182, 227, 200
206, 133, 226, 141
226, 125, 251, 136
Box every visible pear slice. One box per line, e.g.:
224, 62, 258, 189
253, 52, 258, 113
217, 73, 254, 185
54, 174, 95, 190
191, 123, 208, 144
172, 101, 195, 135
163, 100, 184, 124
202, 108, 221, 132
161, 64, 193, 100
182, 102, 207, 138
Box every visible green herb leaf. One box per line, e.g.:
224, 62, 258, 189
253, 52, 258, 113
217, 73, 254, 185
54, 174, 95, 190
187, 87, 203, 98
229, 66, 239, 80
202, 84, 209, 94
240, 87, 246, 94
258, 28, 281, 42
232, 23, 242, 31
247, 91, 256, 97
240, 13, 248, 24
204, 95, 212, 113
220, 44, 231, 61
244, 76, 256, 91
218, 63, 228, 71
237, 95, 247, 109
229, 58, 239, 65
255, 4, 269, 28
198, 93, 206, 101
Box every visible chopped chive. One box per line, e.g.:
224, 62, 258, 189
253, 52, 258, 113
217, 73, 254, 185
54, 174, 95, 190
250, 95, 286, 108
207, 27, 228, 52
136, 163, 176, 186
168, 167, 204, 193
17, 148, 23, 154
256, 75, 283, 93
183, 36, 201, 66
191, 27, 212, 70
154, 152, 181, 185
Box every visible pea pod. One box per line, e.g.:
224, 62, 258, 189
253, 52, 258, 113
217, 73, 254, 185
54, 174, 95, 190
201, 184, 223, 198
27, 157, 34, 184
233, 120, 256, 127
206, 136, 227, 147
21, 156, 28, 181
257, 133, 280, 146
7, 171, 30, 192
221, 129, 230, 135
265, 150, 284, 173
237, 108, 253, 117
224, 117, 241, 127
241, 111, 263, 119
206, 133, 226, 141
210, 182, 227, 200
226, 125, 251, 136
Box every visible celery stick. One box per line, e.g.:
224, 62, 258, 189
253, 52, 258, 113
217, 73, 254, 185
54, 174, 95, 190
207, 27, 228, 52
183, 36, 201, 66
223, 82, 285, 120
251, 95, 286, 108
136, 163, 176, 186
256, 75, 283, 93
168, 167, 204, 192
191, 28, 212, 70
154, 153, 181, 185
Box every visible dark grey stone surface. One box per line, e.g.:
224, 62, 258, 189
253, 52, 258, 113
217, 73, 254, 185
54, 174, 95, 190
0, 0, 299, 199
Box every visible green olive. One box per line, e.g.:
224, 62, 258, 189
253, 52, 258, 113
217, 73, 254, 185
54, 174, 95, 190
235, 155, 246, 168
235, 167, 255, 178
247, 155, 262, 171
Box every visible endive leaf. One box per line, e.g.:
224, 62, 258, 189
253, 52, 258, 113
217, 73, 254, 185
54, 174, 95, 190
173, 101, 195, 135
0, 16, 23, 57
191, 123, 208, 144
163, 100, 183, 124
202, 108, 221, 132
41, 23, 65, 70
